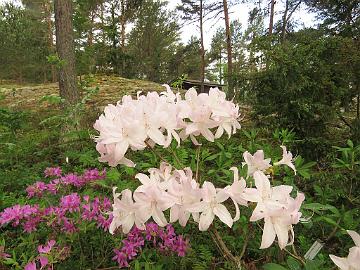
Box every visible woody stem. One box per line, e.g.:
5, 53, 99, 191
210, 226, 242, 269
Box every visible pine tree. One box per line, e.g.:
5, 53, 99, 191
54, 0, 79, 105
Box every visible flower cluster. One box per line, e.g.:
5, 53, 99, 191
93, 86, 241, 167
243, 147, 296, 176
110, 146, 304, 250
0, 194, 112, 233
113, 222, 188, 268
330, 230, 360, 270
23, 240, 71, 270
25, 240, 56, 270
26, 168, 106, 198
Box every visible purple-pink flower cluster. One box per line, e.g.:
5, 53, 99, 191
0, 194, 112, 233
113, 222, 188, 268
24, 240, 55, 270
26, 168, 106, 198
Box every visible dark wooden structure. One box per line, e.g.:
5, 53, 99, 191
173, 79, 225, 93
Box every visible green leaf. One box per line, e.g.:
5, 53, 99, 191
263, 263, 289, 270
106, 168, 121, 182
302, 203, 336, 212
286, 257, 301, 270
205, 154, 219, 161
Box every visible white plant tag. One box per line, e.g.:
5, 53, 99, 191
304, 239, 324, 260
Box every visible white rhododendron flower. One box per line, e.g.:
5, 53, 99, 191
109, 153, 304, 251
109, 188, 145, 234
274, 145, 297, 174
330, 230, 360, 270
187, 181, 233, 231
96, 89, 305, 251
242, 150, 272, 176
243, 171, 304, 249
94, 86, 241, 167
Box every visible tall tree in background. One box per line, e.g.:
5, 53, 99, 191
177, 0, 222, 92
222, 0, 233, 97
281, 0, 302, 41
268, 0, 275, 36
306, 0, 360, 128
127, 0, 179, 82
306, 0, 359, 38
169, 36, 202, 80
0, 3, 50, 83
54, 0, 79, 105
209, 28, 225, 84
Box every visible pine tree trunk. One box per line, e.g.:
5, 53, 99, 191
54, 0, 79, 106
269, 0, 275, 36
199, 0, 205, 93
44, 0, 56, 82
223, 0, 234, 98
281, 0, 289, 41
120, 0, 127, 75
87, 12, 95, 47
120, 0, 126, 49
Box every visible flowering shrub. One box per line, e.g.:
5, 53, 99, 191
1, 168, 111, 233
0, 167, 189, 268
1, 85, 358, 269
113, 223, 188, 268
93, 86, 240, 167
90, 86, 310, 268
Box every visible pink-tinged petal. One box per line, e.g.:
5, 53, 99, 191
250, 203, 267, 222
119, 157, 135, 167
215, 126, 224, 139
231, 198, 240, 222
274, 222, 289, 250
253, 150, 265, 160
136, 206, 152, 223
134, 217, 146, 230
189, 134, 201, 145
192, 212, 200, 223
101, 136, 122, 144
213, 204, 233, 228
24, 261, 37, 270
171, 130, 181, 147
348, 247, 360, 268
229, 167, 239, 182
170, 205, 180, 223
186, 123, 199, 135
223, 123, 232, 137
201, 128, 214, 142
242, 151, 252, 165
216, 189, 230, 203
121, 215, 135, 234
347, 230, 360, 247
199, 208, 214, 231
329, 255, 350, 270
114, 141, 129, 161
109, 217, 121, 234
253, 171, 271, 196
121, 189, 134, 205
39, 256, 48, 268
135, 173, 151, 185
178, 210, 191, 227
147, 128, 165, 145
272, 185, 293, 197
186, 201, 208, 213
202, 182, 216, 201
260, 218, 276, 249
152, 207, 168, 227
242, 188, 261, 202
